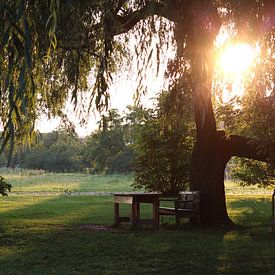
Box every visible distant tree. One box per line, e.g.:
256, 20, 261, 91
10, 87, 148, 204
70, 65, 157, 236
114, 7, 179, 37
21, 129, 83, 172
41, 132, 59, 150
110, 146, 134, 173
83, 109, 133, 174
230, 158, 274, 187
48, 129, 83, 172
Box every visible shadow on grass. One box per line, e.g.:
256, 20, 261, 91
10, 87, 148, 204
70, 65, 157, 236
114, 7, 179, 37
0, 196, 274, 274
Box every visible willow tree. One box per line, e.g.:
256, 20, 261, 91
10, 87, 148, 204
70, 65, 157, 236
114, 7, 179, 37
0, 0, 274, 225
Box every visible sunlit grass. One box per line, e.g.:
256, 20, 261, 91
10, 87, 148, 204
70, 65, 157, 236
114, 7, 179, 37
225, 181, 273, 196
2, 172, 135, 193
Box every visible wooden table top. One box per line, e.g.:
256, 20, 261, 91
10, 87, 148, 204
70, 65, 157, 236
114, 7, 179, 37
113, 192, 161, 197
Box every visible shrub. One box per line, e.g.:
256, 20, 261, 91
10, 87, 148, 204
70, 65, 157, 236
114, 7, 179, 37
0, 176, 12, 196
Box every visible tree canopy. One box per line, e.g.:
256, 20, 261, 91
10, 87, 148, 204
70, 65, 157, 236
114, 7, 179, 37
0, 1, 273, 141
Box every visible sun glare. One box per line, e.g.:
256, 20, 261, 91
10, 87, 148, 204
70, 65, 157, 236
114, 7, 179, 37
216, 43, 256, 102
218, 43, 255, 75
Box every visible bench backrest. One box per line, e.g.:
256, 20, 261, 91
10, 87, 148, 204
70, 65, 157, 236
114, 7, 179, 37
177, 191, 200, 210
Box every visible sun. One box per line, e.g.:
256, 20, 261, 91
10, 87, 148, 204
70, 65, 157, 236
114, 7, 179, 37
216, 43, 256, 102
217, 43, 255, 75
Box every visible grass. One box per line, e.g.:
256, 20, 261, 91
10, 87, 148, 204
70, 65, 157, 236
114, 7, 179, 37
2, 171, 135, 193
0, 172, 275, 274
1, 169, 273, 195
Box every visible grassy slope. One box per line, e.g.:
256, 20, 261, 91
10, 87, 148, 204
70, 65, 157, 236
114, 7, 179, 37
0, 173, 274, 274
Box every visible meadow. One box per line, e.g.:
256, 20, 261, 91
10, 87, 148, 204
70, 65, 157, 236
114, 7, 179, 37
1, 168, 136, 194
0, 170, 274, 274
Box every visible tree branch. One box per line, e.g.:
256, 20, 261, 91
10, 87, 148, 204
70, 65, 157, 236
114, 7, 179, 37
111, 0, 187, 36
114, 0, 128, 14
228, 135, 275, 165
111, 1, 165, 35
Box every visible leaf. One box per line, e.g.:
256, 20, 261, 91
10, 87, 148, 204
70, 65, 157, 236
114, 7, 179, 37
13, 104, 22, 126
0, 130, 9, 155
156, 44, 160, 76
12, 32, 24, 54
146, 48, 153, 69
23, 15, 32, 68
16, 0, 25, 21
18, 65, 26, 98
50, 34, 57, 49
52, 10, 57, 33
0, 27, 11, 51
45, 14, 52, 30
7, 122, 14, 166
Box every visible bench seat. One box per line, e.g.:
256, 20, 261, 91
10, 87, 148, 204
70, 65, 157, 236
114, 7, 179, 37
159, 191, 200, 228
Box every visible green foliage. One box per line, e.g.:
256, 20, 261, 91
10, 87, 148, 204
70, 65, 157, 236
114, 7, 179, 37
23, 130, 84, 172
0, 129, 84, 172
0, 0, 36, 163
131, 91, 195, 195
0, 0, 126, 156
83, 109, 134, 174
230, 158, 274, 187
0, 176, 12, 196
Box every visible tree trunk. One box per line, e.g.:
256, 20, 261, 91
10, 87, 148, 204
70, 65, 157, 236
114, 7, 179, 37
191, 130, 274, 227
191, 131, 232, 226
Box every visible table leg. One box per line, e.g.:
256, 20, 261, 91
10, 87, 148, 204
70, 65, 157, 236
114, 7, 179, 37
131, 202, 138, 227
136, 203, 140, 224
153, 199, 159, 230
114, 203, 120, 227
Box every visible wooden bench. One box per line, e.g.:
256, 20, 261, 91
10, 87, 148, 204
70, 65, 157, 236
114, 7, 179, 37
159, 191, 200, 228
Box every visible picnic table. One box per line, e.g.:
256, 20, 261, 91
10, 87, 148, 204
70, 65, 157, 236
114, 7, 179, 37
113, 192, 160, 229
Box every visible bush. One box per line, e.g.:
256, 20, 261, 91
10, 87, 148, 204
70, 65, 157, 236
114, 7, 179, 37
0, 176, 12, 196
130, 90, 195, 195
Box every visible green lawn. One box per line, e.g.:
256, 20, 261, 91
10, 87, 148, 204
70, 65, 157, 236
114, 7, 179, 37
0, 172, 274, 274
2, 170, 135, 193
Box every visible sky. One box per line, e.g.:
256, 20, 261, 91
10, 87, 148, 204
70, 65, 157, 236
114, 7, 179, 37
36, 57, 168, 137
36, 31, 175, 137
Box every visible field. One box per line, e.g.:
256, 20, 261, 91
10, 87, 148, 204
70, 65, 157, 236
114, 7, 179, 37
1, 169, 135, 194
0, 171, 275, 274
